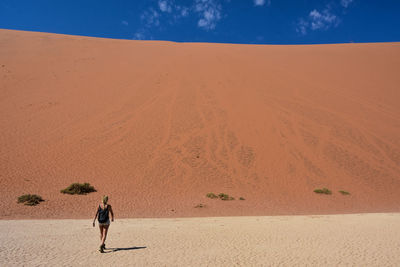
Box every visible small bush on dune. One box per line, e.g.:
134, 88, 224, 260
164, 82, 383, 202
17, 194, 44, 206
218, 193, 235, 201
195, 203, 205, 208
206, 192, 235, 200
313, 188, 332, 195
60, 183, 96, 195
206, 192, 218, 199
239, 197, 245, 200
339, 190, 350, 195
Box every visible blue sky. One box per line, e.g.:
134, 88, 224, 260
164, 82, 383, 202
1, 0, 399, 44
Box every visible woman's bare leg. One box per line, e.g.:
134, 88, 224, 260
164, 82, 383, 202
101, 225, 109, 246
99, 225, 104, 242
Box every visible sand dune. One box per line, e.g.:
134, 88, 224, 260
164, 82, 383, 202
1, 214, 400, 266
0, 29, 400, 219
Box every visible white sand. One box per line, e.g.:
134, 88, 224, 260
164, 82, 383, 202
1, 213, 400, 266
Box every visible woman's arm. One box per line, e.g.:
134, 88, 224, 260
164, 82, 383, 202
109, 205, 114, 222
93, 208, 99, 227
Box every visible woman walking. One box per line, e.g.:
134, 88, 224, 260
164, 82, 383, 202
93, 195, 114, 253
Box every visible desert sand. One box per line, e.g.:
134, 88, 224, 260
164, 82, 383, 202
1, 213, 400, 266
0, 29, 400, 219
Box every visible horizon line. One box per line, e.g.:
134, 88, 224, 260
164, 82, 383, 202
1, 27, 399, 46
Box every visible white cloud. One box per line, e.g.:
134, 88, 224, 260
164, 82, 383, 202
195, 0, 222, 30
133, 28, 154, 40
295, 0, 357, 35
136, 1, 192, 39
159, 0, 172, 13
309, 9, 338, 30
138, 0, 223, 32
140, 8, 160, 27
173, 5, 190, 20
180, 7, 189, 17
133, 32, 146, 40
253, 0, 270, 6
121, 20, 129, 26
341, 0, 353, 8
296, 18, 308, 35
296, 7, 340, 35
142, 1, 191, 27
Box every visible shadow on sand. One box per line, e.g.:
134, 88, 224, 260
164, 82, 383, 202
103, 246, 147, 253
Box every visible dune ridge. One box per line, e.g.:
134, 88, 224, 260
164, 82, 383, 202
0, 29, 399, 219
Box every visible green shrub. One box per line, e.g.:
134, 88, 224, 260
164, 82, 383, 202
195, 203, 205, 208
60, 183, 96, 195
218, 193, 234, 201
339, 190, 350, 195
239, 197, 245, 200
206, 192, 235, 200
206, 192, 218, 199
17, 194, 44, 206
313, 188, 332, 195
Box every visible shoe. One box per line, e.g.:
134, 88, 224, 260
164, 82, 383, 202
102, 243, 106, 249
99, 245, 104, 253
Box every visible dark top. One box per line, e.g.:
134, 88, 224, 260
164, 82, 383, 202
98, 204, 110, 223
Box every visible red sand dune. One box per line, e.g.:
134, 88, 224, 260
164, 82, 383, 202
1, 29, 399, 219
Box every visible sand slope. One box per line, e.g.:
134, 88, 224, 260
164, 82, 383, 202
0, 29, 400, 219
1, 214, 400, 266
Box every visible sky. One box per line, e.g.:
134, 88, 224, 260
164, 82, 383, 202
1, 0, 399, 44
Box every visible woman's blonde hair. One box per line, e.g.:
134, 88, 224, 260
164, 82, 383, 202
102, 195, 108, 205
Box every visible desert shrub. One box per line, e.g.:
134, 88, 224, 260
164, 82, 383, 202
17, 194, 44, 206
195, 203, 205, 208
60, 183, 96, 195
339, 190, 350, 195
239, 197, 245, 200
218, 193, 234, 201
206, 192, 218, 199
313, 188, 332, 195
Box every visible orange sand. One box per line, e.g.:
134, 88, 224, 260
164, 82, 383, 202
0, 29, 399, 219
